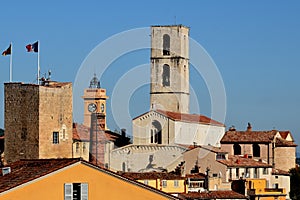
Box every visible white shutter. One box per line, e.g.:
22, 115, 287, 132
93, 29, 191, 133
64, 183, 73, 200
81, 183, 88, 200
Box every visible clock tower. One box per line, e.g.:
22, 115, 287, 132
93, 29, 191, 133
82, 74, 108, 129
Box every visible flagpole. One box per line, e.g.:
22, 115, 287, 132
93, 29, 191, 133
37, 40, 40, 85
9, 42, 13, 82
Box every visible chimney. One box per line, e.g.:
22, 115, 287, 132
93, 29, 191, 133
229, 126, 236, 131
121, 129, 126, 137
247, 123, 252, 132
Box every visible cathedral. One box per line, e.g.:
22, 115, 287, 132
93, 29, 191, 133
110, 25, 225, 172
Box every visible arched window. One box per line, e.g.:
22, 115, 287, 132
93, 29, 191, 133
233, 143, 241, 155
150, 120, 162, 144
162, 64, 170, 86
163, 34, 170, 55
253, 143, 260, 157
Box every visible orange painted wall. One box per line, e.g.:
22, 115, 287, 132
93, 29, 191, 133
0, 163, 173, 200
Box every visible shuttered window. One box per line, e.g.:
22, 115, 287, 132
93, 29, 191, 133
64, 183, 88, 200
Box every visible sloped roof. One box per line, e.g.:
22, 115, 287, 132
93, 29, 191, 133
221, 129, 297, 147
72, 123, 118, 142
118, 172, 185, 180
179, 190, 247, 199
133, 109, 225, 127
0, 158, 179, 199
275, 137, 297, 147
272, 168, 290, 176
0, 158, 80, 193
185, 173, 206, 179
217, 155, 272, 168
221, 130, 277, 143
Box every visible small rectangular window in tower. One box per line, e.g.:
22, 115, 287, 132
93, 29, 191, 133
53, 132, 59, 144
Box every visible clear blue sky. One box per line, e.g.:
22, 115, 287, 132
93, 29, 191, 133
0, 1, 300, 150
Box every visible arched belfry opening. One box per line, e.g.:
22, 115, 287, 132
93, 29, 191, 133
150, 120, 162, 144
163, 34, 170, 55
234, 143, 241, 155
162, 64, 170, 86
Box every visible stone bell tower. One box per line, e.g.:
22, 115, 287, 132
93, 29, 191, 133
150, 25, 190, 113
82, 74, 108, 129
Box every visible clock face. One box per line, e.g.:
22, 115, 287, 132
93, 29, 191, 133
101, 103, 105, 113
88, 103, 97, 113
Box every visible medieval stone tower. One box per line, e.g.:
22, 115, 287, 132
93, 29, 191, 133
82, 74, 108, 129
150, 25, 190, 113
4, 81, 73, 163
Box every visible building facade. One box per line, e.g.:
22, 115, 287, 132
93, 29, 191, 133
4, 81, 73, 163
150, 25, 190, 113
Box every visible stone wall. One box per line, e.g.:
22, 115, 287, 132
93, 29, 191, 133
4, 82, 73, 163
38, 82, 73, 159
4, 83, 40, 163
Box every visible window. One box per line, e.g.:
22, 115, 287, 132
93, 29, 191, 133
263, 168, 268, 175
229, 168, 232, 179
76, 142, 80, 153
162, 180, 167, 188
150, 120, 162, 144
163, 34, 170, 55
64, 183, 88, 200
174, 180, 179, 187
144, 180, 149, 185
254, 168, 259, 178
253, 144, 260, 157
53, 132, 59, 144
216, 153, 226, 160
233, 144, 241, 155
236, 168, 240, 179
83, 143, 86, 153
245, 168, 249, 178
162, 64, 170, 87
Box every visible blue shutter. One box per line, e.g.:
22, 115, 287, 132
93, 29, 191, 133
81, 183, 88, 200
64, 183, 73, 200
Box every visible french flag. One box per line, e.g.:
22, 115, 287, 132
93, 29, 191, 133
26, 41, 38, 52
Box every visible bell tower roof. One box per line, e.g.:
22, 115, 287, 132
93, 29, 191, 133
89, 73, 101, 88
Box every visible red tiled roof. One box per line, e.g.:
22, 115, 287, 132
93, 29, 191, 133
72, 123, 117, 141
275, 138, 297, 147
279, 131, 290, 140
134, 109, 225, 126
0, 158, 80, 193
0, 158, 179, 199
272, 168, 290, 176
156, 110, 225, 126
118, 172, 185, 180
221, 130, 278, 143
185, 173, 206, 179
217, 155, 272, 168
179, 190, 247, 199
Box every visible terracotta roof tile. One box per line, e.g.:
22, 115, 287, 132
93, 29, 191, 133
118, 172, 185, 180
279, 131, 290, 140
72, 123, 118, 142
185, 173, 206, 179
272, 168, 290, 176
275, 138, 297, 147
221, 130, 278, 143
0, 159, 179, 199
217, 155, 272, 168
179, 190, 247, 199
0, 158, 80, 193
156, 109, 225, 126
